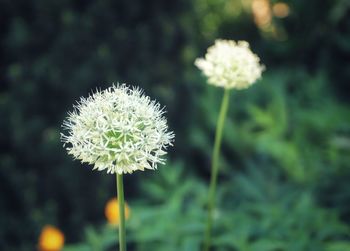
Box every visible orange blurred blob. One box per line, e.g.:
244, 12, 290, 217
252, 0, 272, 28
105, 198, 130, 225
272, 2, 290, 18
38, 225, 65, 251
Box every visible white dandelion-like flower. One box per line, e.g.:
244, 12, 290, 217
195, 39, 265, 89
61, 84, 175, 174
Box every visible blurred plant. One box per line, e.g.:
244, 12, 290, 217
105, 198, 131, 226
272, 2, 290, 18
250, 0, 290, 40
61, 84, 174, 251
63, 162, 207, 251
38, 225, 65, 251
191, 69, 350, 183
63, 163, 350, 251
195, 39, 264, 251
214, 164, 350, 251
251, 0, 273, 29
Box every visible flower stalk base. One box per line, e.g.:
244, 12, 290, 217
116, 174, 126, 251
203, 89, 231, 251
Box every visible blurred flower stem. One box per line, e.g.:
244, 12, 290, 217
116, 174, 126, 251
204, 88, 231, 251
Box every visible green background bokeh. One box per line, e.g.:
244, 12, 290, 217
1, 0, 350, 250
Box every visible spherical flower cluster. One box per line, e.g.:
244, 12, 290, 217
61, 84, 174, 174
195, 39, 264, 89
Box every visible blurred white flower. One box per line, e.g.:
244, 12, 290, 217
61, 84, 174, 174
195, 39, 264, 89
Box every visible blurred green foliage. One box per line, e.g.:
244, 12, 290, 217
192, 70, 350, 183
63, 164, 350, 251
0, 0, 350, 250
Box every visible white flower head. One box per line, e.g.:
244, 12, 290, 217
195, 39, 265, 89
61, 84, 175, 174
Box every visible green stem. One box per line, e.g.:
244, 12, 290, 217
203, 88, 231, 251
116, 174, 126, 251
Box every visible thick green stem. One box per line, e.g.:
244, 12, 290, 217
203, 89, 231, 251
116, 174, 126, 251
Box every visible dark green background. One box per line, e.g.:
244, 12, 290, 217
1, 0, 350, 250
